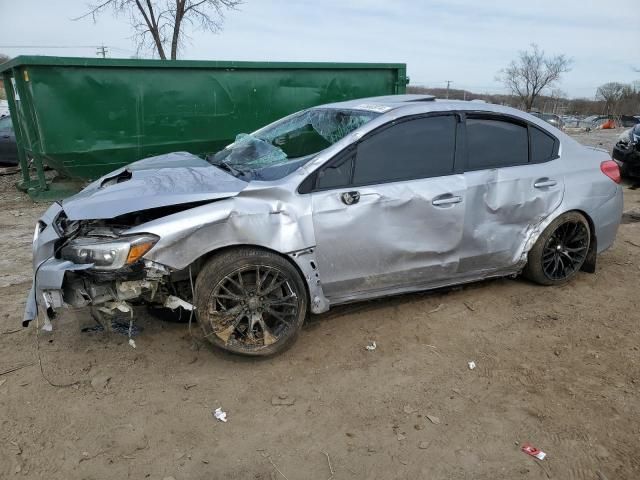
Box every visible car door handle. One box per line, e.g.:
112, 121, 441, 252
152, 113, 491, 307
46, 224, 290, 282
341, 191, 360, 205
534, 179, 557, 188
432, 194, 462, 206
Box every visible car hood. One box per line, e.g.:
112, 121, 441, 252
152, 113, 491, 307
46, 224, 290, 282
62, 152, 248, 220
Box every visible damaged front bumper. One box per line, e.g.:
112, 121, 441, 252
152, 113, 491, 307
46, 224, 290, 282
23, 203, 175, 327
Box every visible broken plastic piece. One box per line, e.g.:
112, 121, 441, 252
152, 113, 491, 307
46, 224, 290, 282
213, 407, 227, 422
521, 443, 546, 460
365, 341, 377, 351
164, 295, 195, 311
468, 361, 476, 370
128, 338, 137, 349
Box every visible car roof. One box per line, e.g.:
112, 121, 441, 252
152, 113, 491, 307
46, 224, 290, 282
319, 94, 540, 122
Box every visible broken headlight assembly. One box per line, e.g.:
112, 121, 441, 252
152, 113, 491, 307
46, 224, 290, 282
60, 234, 158, 271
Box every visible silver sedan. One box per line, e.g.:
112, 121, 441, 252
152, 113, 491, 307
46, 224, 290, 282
25, 95, 623, 356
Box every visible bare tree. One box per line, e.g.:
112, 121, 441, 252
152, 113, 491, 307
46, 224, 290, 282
596, 82, 627, 115
0, 53, 9, 64
76, 0, 242, 60
498, 44, 572, 112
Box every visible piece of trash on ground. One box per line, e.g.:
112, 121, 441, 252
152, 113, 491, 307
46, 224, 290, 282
128, 338, 137, 349
521, 443, 546, 460
468, 361, 476, 370
426, 414, 441, 425
403, 405, 416, 414
213, 407, 227, 422
271, 395, 296, 406
365, 341, 377, 351
428, 304, 443, 314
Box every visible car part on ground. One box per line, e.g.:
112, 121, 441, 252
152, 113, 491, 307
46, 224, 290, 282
612, 125, 640, 177
24, 95, 623, 356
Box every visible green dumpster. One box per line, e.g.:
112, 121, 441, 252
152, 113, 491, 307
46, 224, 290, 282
0, 56, 408, 201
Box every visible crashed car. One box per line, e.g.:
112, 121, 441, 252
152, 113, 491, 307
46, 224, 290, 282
25, 94, 623, 356
612, 124, 640, 177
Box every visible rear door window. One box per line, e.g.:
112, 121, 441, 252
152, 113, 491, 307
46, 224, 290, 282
466, 117, 528, 170
351, 115, 457, 185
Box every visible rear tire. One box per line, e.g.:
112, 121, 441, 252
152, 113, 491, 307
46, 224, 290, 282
523, 212, 591, 286
195, 247, 308, 356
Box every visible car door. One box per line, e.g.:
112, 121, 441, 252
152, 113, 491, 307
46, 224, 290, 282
307, 114, 467, 301
459, 114, 565, 274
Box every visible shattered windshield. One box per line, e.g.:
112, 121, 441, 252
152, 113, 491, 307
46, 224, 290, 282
208, 108, 379, 180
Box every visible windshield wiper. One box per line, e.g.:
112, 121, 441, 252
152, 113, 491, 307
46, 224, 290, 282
211, 159, 249, 178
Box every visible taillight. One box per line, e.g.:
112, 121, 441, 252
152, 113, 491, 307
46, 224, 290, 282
600, 160, 621, 184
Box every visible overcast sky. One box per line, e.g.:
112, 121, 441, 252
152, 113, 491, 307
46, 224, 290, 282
0, 0, 637, 98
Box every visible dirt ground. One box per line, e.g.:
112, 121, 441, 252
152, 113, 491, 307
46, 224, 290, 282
1, 128, 639, 480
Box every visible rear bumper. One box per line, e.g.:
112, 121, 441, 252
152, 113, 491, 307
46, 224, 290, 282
592, 185, 623, 254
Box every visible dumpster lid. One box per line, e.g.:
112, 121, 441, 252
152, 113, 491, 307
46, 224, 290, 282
1, 55, 406, 73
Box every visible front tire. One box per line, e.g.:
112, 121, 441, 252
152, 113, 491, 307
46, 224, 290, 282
523, 212, 591, 286
194, 247, 308, 356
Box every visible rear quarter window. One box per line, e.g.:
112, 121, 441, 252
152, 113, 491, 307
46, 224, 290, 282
530, 126, 557, 163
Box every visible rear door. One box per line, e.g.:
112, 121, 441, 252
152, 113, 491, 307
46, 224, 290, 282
308, 114, 467, 301
459, 114, 565, 274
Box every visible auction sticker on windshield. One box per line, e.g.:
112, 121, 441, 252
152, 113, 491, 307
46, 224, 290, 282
354, 103, 392, 113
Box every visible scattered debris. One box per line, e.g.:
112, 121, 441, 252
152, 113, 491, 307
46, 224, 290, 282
1, 328, 22, 335
213, 407, 227, 422
9, 440, 22, 455
396, 433, 406, 441
261, 451, 290, 480
463, 302, 476, 312
428, 304, 444, 314
41, 321, 53, 332
271, 395, 296, 406
322, 451, 335, 480
365, 341, 377, 351
468, 361, 476, 370
426, 414, 441, 425
418, 441, 431, 450
164, 295, 195, 311
414, 424, 424, 431
0, 363, 34, 377
403, 405, 416, 414
128, 338, 137, 349
521, 443, 546, 460
0, 166, 20, 176
90, 374, 111, 391
183, 383, 198, 390
0, 378, 7, 388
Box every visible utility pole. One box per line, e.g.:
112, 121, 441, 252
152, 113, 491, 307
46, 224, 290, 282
96, 44, 108, 58
445, 80, 453, 99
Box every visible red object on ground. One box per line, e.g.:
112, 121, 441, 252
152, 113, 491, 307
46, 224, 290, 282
521, 443, 547, 460
601, 119, 616, 129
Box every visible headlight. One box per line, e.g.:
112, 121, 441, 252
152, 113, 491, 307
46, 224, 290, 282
60, 234, 158, 270
33, 221, 46, 245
